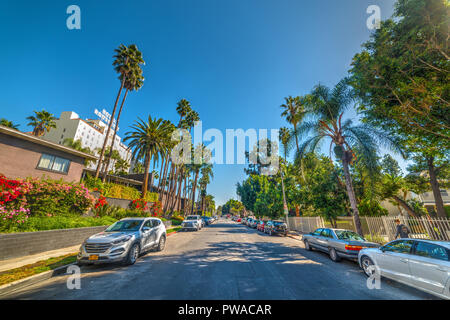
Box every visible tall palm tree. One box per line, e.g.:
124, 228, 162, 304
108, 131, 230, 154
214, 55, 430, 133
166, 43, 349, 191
26, 110, 57, 137
95, 44, 145, 178
0, 118, 20, 130
280, 96, 306, 153
102, 66, 144, 181
279, 127, 291, 161
198, 164, 214, 214
124, 116, 172, 198
187, 144, 211, 215
292, 79, 403, 235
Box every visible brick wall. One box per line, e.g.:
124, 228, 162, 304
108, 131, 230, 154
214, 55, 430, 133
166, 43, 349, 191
0, 226, 107, 261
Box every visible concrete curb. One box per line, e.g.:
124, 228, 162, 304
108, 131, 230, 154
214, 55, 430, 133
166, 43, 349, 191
0, 262, 77, 298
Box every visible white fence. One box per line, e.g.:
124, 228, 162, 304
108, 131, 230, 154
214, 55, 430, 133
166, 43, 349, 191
288, 216, 450, 243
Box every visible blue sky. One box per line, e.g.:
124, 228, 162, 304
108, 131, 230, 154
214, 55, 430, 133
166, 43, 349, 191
0, 0, 402, 206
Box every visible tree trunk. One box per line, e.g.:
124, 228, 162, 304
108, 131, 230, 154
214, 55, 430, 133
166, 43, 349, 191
142, 152, 152, 198
293, 123, 299, 153
95, 77, 126, 178
191, 170, 199, 215
427, 156, 446, 218
391, 195, 419, 217
102, 89, 129, 182
341, 151, 363, 236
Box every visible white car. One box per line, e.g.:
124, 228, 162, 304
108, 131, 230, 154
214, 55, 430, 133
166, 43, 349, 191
181, 215, 203, 231
358, 239, 450, 300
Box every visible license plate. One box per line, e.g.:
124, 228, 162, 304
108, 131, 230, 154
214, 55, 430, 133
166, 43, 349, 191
89, 255, 99, 261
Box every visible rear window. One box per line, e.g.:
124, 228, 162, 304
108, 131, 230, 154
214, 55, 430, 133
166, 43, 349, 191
186, 216, 198, 220
414, 242, 449, 261
335, 230, 365, 241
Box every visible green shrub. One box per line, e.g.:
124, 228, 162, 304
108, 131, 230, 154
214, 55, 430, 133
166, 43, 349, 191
0, 215, 117, 233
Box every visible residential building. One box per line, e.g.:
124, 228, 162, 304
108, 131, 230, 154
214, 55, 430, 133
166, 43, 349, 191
0, 125, 97, 182
42, 111, 132, 173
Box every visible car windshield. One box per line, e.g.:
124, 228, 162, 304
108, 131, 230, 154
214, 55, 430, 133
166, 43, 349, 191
105, 220, 142, 232
335, 230, 365, 241
186, 216, 198, 220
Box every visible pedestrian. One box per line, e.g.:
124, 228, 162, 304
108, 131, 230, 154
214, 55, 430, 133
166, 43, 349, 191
394, 218, 410, 239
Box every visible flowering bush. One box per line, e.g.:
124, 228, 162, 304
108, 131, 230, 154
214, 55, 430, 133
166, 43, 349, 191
0, 176, 25, 207
0, 206, 30, 231
129, 198, 148, 212
94, 195, 108, 209
149, 201, 163, 217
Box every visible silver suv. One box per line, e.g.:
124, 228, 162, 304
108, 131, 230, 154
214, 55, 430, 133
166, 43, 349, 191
77, 217, 166, 266
181, 215, 202, 231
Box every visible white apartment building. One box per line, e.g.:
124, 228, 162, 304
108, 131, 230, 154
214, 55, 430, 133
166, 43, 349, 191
42, 111, 132, 173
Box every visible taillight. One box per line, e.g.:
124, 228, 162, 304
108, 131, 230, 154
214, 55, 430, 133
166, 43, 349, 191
345, 245, 363, 251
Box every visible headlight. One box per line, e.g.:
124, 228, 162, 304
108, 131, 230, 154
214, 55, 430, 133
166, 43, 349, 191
112, 235, 132, 245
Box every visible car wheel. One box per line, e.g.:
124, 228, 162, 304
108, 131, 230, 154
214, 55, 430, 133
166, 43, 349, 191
124, 243, 140, 265
304, 240, 312, 251
157, 235, 166, 251
361, 256, 376, 277
329, 248, 341, 262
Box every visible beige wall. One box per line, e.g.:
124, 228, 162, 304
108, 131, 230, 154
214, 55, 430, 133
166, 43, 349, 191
0, 133, 85, 182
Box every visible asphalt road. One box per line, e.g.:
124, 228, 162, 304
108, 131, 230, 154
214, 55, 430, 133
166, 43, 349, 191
2, 219, 438, 300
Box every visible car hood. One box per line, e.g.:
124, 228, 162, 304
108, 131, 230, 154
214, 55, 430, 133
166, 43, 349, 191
182, 220, 198, 223
86, 231, 135, 244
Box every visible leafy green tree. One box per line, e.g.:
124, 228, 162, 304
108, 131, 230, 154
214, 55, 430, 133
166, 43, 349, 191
291, 80, 402, 235
0, 118, 19, 130
26, 110, 56, 137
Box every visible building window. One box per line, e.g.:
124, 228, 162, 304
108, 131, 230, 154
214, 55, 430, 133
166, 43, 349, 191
37, 153, 71, 174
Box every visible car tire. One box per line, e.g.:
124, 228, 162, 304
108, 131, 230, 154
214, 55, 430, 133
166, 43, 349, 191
124, 243, 140, 266
304, 240, 312, 251
329, 248, 341, 262
157, 235, 166, 251
361, 256, 376, 277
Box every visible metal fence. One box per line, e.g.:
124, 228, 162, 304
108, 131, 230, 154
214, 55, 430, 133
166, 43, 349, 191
288, 216, 450, 243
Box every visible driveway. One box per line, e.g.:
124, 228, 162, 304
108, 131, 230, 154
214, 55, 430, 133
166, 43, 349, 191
2, 219, 438, 299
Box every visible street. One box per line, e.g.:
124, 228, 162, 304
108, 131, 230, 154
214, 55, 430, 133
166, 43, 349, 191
2, 219, 438, 300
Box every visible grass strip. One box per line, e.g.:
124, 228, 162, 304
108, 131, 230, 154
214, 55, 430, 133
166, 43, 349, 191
0, 253, 77, 286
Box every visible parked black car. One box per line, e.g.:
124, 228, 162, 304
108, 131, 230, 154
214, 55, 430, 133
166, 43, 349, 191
264, 220, 288, 236
201, 216, 213, 225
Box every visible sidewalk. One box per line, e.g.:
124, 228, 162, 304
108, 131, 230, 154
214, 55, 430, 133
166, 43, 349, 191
287, 231, 303, 241
0, 245, 80, 273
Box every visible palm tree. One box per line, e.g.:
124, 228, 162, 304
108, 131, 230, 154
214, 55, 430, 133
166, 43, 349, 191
280, 96, 306, 153
0, 118, 19, 130
124, 116, 172, 198
95, 44, 145, 178
198, 164, 214, 214
26, 110, 57, 137
279, 127, 291, 161
187, 144, 211, 215
291, 79, 403, 235
114, 158, 130, 175
102, 66, 145, 181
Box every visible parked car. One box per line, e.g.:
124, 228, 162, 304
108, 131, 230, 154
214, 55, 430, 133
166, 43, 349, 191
359, 239, 450, 300
236, 218, 241, 222
264, 220, 288, 236
77, 218, 166, 266
241, 217, 248, 225
303, 228, 380, 262
249, 219, 258, 228
257, 220, 266, 232
201, 216, 213, 225
181, 215, 203, 231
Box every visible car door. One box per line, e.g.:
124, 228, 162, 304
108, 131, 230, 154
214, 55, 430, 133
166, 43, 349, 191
141, 220, 154, 250
377, 240, 415, 283
408, 241, 450, 296
308, 228, 323, 248
316, 228, 332, 251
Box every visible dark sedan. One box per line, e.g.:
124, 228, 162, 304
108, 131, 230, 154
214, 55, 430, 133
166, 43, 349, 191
264, 220, 288, 236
